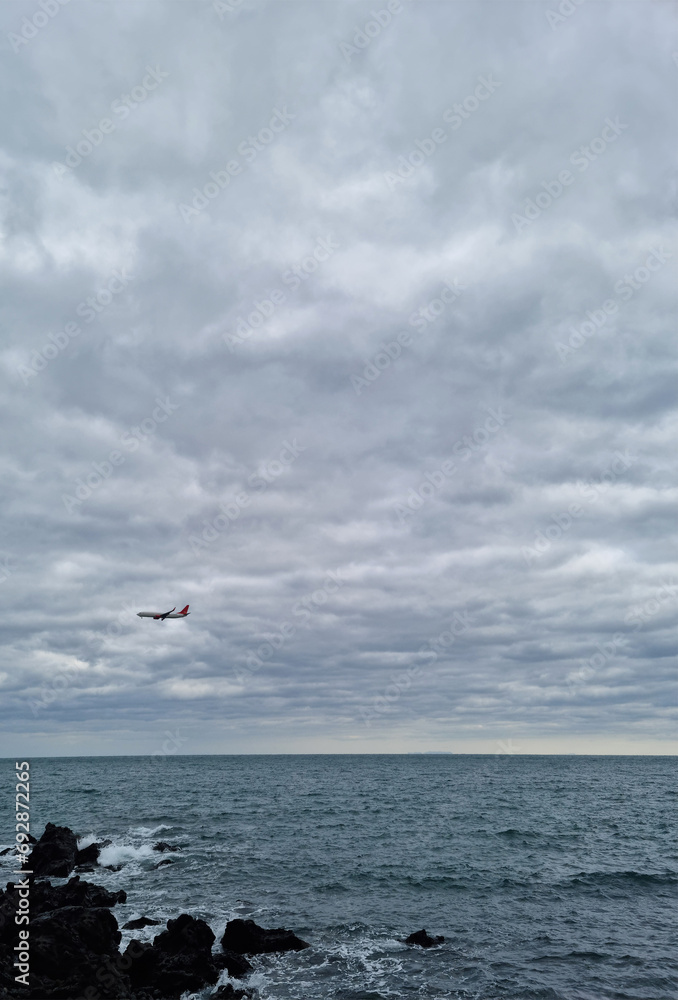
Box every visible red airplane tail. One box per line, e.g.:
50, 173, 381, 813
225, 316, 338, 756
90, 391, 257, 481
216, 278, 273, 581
179, 605, 190, 615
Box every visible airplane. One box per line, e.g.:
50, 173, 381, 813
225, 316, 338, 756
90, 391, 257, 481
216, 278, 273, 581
137, 605, 190, 621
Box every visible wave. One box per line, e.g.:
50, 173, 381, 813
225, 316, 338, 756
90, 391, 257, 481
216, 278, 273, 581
568, 870, 677, 887
77, 833, 99, 850
496, 828, 537, 838
98, 843, 156, 868
561, 871, 678, 891
531, 949, 609, 963
128, 824, 173, 837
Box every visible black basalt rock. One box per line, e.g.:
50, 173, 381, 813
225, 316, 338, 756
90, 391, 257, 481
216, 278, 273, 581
74, 841, 101, 867
123, 915, 162, 930
0, 875, 129, 999
30, 905, 130, 999
124, 913, 219, 999
215, 948, 254, 979
221, 918, 309, 955
152, 841, 180, 852
404, 928, 445, 948
26, 823, 78, 878
155, 912, 216, 956
31, 875, 126, 914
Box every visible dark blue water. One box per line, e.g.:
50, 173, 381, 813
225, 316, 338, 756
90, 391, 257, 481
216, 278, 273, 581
1, 755, 676, 999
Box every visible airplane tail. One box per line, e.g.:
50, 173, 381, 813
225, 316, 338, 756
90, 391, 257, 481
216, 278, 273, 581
179, 605, 190, 615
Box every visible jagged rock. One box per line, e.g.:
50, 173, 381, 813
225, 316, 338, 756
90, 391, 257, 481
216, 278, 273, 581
0, 876, 129, 998
124, 913, 219, 998
26, 823, 78, 878
403, 928, 444, 947
74, 842, 101, 867
215, 948, 253, 979
221, 918, 309, 955
30, 904, 130, 999
29, 875, 125, 914
152, 841, 179, 852
123, 915, 162, 930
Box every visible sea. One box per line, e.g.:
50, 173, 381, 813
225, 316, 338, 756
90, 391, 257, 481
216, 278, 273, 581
1, 754, 676, 1000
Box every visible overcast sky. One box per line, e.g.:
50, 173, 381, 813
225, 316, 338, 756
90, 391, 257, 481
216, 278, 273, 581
0, 0, 676, 757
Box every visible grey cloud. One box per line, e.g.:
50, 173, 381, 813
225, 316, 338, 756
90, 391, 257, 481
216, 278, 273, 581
0, 0, 676, 755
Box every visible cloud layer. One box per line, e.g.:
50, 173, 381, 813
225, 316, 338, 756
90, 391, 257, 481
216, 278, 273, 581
1, 0, 676, 755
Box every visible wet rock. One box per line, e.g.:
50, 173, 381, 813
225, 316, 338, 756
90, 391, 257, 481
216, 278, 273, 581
215, 948, 253, 979
31, 904, 130, 999
74, 841, 101, 867
31, 875, 126, 914
0, 848, 11, 856
154, 858, 174, 868
152, 841, 180, 852
123, 915, 162, 930
221, 918, 309, 955
1, 875, 130, 997
403, 928, 444, 947
124, 913, 219, 999
26, 822, 78, 878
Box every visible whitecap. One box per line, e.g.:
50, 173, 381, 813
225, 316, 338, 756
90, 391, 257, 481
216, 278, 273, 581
77, 833, 99, 850
128, 824, 173, 837
98, 843, 156, 867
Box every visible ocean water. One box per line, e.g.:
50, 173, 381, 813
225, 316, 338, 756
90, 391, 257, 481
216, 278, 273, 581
1, 754, 676, 1000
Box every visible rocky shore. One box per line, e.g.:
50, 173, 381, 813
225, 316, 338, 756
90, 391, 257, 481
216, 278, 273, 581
0, 823, 443, 999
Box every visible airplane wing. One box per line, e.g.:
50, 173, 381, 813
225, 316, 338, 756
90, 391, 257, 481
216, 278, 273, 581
155, 607, 176, 620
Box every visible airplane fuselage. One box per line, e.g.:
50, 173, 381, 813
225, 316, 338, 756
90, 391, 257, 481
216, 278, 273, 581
137, 605, 190, 620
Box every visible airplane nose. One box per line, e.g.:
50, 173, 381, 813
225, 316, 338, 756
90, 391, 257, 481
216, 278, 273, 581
136, 613, 142, 617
